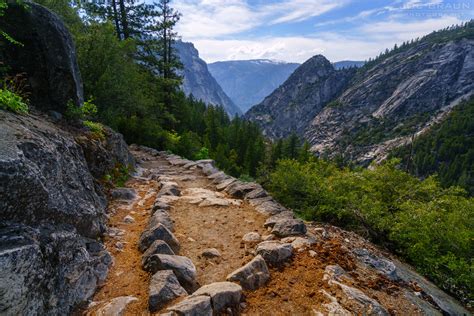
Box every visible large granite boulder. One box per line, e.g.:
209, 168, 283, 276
0, 112, 107, 238
0, 2, 83, 111
0, 109, 132, 314
0, 223, 111, 315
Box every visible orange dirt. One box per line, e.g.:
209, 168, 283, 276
243, 233, 424, 316
86, 178, 158, 315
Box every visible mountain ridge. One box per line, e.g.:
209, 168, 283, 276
245, 22, 474, 164
208, 59, 299, 113
175, 41, 242, 117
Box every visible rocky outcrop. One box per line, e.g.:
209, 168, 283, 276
306, 36, 474, 163
245, 55, 356, 139
0, 109, 135, 314
0, 2, 83, 111
245, 23, 474, 164
175, 41, 242, 117
208, 59, 299, 113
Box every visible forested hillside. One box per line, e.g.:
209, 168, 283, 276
391, 97, 474, 195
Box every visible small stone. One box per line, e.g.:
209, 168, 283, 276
115, 242, 124, 250
138, 223, 180, 253
256, 241, 293, 266
143, 254, 198, 293
96, 296, 137, 316
166, 295, 212, 316
202, 248, 221, 258
148, 270, 187, 312
142, 240, 175, 268
123, 215, 135, 223
309, 250, 317, 258
147, 210, 174, 232
242, 232, 261, 244
192, 282, 242, 313
226, 255, 270, 290
271, 218, 307, 237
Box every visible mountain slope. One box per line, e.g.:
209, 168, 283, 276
391, 97, 474, 195
208, 59, 299, 113
246, 22, 474, 163
175, 41, 241, 117
244, 55, 356, 139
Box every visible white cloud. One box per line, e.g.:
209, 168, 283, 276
265, 0, 348, 25
191, 15, 465, 63
174, 0, 349, 39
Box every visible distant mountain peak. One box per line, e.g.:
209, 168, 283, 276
208, 59, 300, 113
175, 41, 241, 117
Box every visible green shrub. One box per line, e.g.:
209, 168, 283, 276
267, 158, 474, 302
65, 98, 98, 120
83, 120, 105, 140
103, 163, 133, 188
0, 88, 28, 114
194, 147, 209, 160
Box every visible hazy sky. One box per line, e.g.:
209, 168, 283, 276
173, 0, 474, 63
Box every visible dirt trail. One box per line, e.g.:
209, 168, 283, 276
84, 148, 469, 316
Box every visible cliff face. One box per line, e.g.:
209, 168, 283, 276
0, 3, 135, 314
245, 24, 474, 163
306, 37, 474, 163
175, 41, 242, 117
208, 59, 299, 113
0, 110, 136, 314
244, 55, 356, 139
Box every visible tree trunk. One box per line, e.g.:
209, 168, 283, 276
111, 0, 121, 40
118, 0, 130, 39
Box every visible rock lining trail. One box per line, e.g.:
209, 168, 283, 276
85, 145, 471, 316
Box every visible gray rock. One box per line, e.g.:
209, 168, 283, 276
334, 281, 389, 316
256, 241, 293, 266
158, 184, 181, 197
248, 196, 274, 207
255, 200, 287, 215
0, 2, 83, 111
138, 223, 180, 253
202, 164, 219, 176
96, 296, 137, 316
111, 188, 137, 201
192, 282, 242, 313
226, 182, 261, 198
152, 201, 171, 212
242, 232, 261, 244
142, 240, 175, 268
201, 248, 221, 258
208, 171, 226, 180
271, 218, 307, 237
216, 178, 237, 191
149, 270, 188, 312
0, 224, 111, 315
264, 211, 295, 228
147, 210, 174, 232
166, 295, 212, 316
143, 254, 198, 293
244, 188, 268, 200
353, 248, 398, 280
226, 255, 270, 290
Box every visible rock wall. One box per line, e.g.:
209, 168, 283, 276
0, 2, 84, 111
0, 110, 134, 315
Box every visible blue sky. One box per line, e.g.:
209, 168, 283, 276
173, 0, 474, 63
